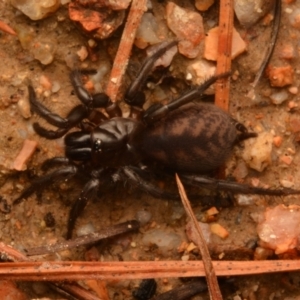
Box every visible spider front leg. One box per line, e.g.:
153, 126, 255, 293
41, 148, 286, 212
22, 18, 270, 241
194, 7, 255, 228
29, 81, 90, 139
33, 104, 90, 139
13, 164, 78, 205
29, 71, 115, 139
67, 168, 103, 239
70, 70, 122, 118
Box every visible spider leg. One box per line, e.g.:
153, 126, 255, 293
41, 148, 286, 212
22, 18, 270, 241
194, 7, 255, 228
33, 104, 89, 139
123, 167, 235, 207
41, 157, 71, 171
29, 85, 74, 128
67, 168, 103, 239
30, 70, 116, 139
122, 166, 179, 199
70, 70, 110, 108
125, 40, 178, 107
13, 165, 78, 205
29, 83, 106, 131
180, 174, 300, 196
142, 73, 230, 124
70, 69, 122, 118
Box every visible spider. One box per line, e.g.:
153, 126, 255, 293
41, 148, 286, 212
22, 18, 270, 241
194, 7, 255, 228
12, 41, 300, 239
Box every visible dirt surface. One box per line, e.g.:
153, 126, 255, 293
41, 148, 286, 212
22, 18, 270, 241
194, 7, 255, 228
1, 0, 300, 299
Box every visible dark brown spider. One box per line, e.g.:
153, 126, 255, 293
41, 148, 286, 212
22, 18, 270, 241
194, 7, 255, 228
11, 41, 300, 239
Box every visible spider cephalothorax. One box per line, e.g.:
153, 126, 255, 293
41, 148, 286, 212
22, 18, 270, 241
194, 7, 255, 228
12, 41, 300, 239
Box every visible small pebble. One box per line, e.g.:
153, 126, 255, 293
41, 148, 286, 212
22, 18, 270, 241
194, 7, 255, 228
288, 86, 298, 94
242, 131, 273, 172
257, 204, 300, 254
210, 223, 229, 239
135, 210, 152, 226
285, 8, 293, 13
206, 207, 219, 216
251, 177, 260, 187
142, 229, 181, 256
280, 178, 294, 188
166, 2, 205, 58
17, 96, 31, 119
177, 241, 189, 253
186, 59, 216, 89
254, 247, 274, 260
32, 41, 55, 65
88, 39, 97, 48
234, 0, 274, 27
269, 90, 289, 105
11, 72, 28, 87
289, 9, 300, 28
273, 136, 282, 147
65, 52, 79, 69
278, 43, 296, 60
11, 0, 60, 20
266, 65, 294, 87
186, 73, 192, 80
77, 46, 88, 61
84, 80, 95, 93
232, 160, 249, 179
181, 254, 190, 261
69, 2, 125, 39
186, 242, 197, 252
40, 75, 52, 90
288, 100, 298, 110
146, 43, 177, 68
51, 81, 61, 93
13, 140, 38, 171
236, 195, 256, 206
204, 26, 246, 61
279, 154, 293, 165
170, 204, 185, 221
289, 117, 300, 135
195, 0, 214, 11
186, 221, 211, 245
135, 13, 161, 49
76, 223, 95, 237
43, 90, 51, 97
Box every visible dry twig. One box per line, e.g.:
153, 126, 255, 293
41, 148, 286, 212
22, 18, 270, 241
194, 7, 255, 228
0, 242, 100, 299
0, 259, 300, 281
26, 220, 140, 256
215, 0, 234, 111
176, 174, 222, 300
105, 0, 147, 102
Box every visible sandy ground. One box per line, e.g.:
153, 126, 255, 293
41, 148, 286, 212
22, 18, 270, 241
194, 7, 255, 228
1, 0, 300, 299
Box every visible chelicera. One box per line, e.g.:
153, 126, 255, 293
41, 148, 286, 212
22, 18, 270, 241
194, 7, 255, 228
13, 41, 300, 239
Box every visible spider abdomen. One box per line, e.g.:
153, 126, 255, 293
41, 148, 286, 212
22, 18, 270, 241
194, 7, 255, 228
138, 103, 237, 173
